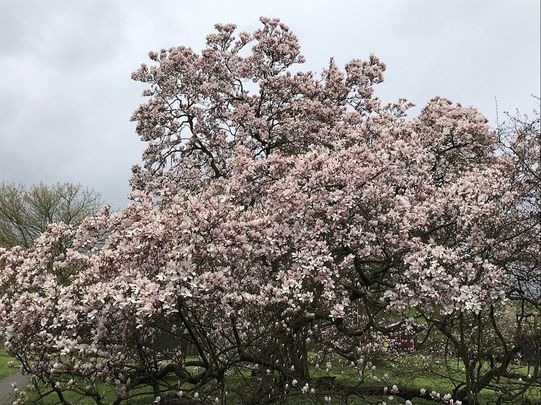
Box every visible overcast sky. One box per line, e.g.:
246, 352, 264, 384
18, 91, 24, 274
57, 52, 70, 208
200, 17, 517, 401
1, 0, 539, 209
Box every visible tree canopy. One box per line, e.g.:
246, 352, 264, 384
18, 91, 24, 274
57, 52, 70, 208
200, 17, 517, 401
0, 182, 102, 248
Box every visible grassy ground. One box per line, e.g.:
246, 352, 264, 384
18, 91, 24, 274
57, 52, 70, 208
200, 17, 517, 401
10, 353, 541, 404
0, 348, 19, 379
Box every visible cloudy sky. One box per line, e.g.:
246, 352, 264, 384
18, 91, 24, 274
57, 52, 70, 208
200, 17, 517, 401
1, 0, 539, 209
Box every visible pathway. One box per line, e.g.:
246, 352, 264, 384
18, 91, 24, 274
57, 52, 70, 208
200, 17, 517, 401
0, 372, 30, 405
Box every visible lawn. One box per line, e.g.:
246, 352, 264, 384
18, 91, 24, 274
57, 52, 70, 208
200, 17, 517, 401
19, 354, 541, 405
0, 348, 19, 379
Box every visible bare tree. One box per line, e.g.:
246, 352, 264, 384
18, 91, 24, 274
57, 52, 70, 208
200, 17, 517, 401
0, 182, 102, 248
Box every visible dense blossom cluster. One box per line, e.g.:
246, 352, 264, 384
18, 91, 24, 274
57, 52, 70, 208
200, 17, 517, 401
0, 18, 539, 405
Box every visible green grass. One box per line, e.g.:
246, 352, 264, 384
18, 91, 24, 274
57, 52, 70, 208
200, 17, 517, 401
19, 354, 541, 404
0, 348, 19, 379
22, 384, 154, 405
311, 354, 541, 405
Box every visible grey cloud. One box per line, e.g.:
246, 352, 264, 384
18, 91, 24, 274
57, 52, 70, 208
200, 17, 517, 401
0, 0, 539, 209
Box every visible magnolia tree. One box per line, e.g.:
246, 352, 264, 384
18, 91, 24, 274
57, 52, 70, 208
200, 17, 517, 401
0, 18, 539, 405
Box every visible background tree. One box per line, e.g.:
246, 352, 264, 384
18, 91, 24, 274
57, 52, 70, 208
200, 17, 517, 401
0, 182, 102, 248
